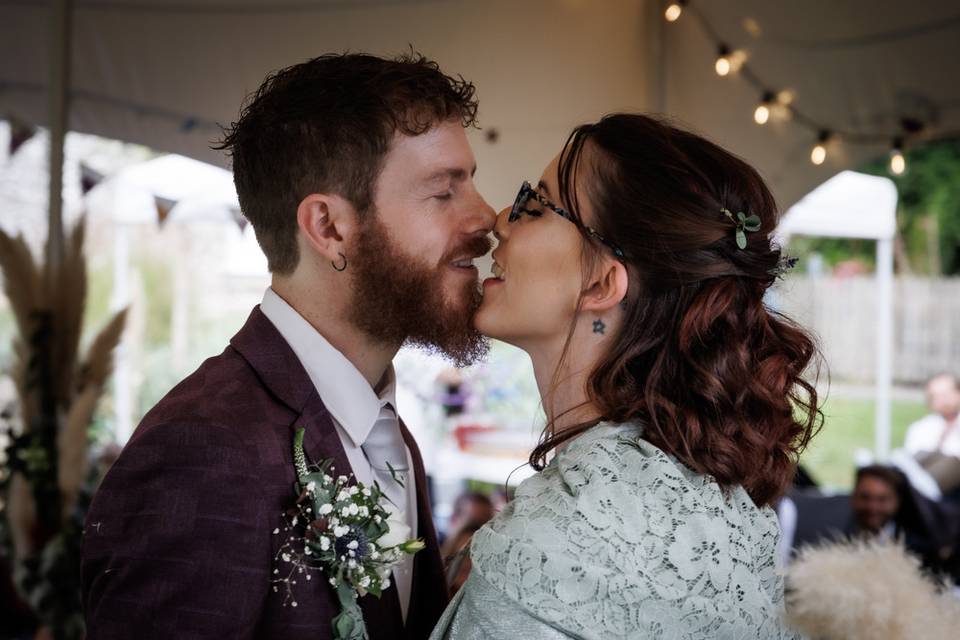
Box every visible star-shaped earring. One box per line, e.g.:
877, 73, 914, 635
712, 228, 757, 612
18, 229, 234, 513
593, 319, 606, 335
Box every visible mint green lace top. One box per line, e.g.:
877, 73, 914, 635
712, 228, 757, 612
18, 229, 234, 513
430, 422, 801, 639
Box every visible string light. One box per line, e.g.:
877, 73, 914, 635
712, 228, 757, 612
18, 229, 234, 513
889, 137, 906, 175
754, 91, 774, 125
811, 130, 831, 165
665, 1, 686, 22
661, 3, 934, 170
715, 45, 732, 76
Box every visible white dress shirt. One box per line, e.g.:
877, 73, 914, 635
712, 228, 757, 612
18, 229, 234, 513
260, 288, 417, 620
904, 413, 960, 459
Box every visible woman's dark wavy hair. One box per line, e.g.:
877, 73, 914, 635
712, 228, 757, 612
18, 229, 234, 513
530, 113, 823, 508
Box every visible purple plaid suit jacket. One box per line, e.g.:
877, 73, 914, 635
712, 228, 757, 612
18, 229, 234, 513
81, 306, 449, 639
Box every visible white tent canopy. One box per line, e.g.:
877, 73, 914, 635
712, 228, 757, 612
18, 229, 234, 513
778, 170, 899, 459
778, 171, 898, 242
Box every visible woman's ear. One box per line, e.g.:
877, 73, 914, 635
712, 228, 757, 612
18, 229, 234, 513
296, 193, 358, 263
581, 258, 629, 313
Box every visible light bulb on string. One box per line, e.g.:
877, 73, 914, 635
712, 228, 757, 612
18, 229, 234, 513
665, 1, 685, 22
715, 45, 732, 76
754, 91, 774, 125
890, 138, 906, 175
811, 130, 831, 165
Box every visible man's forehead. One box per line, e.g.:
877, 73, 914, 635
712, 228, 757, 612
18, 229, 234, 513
374, 124, 477, 198
928, 376, 958, 394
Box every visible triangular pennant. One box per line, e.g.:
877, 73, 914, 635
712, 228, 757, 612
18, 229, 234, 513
79, 163, 105, 195
8, 117, 36, 156
155, 196, 177, 226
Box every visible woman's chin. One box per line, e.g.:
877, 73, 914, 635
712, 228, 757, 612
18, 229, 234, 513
472, 300, 508, 342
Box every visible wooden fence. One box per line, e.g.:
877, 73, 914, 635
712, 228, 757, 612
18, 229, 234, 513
771, 276, 960, 385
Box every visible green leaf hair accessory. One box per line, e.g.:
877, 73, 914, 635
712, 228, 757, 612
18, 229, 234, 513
720, 207, 762, 249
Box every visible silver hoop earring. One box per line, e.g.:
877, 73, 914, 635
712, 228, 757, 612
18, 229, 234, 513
332, 252, 347, 272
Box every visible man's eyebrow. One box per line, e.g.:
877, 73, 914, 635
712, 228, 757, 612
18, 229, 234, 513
423, 166, 475, 183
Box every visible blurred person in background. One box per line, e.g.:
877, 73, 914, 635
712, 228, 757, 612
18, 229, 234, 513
905, 373, 960, 459
849, 465, 904, 540
440, 492, 494, 595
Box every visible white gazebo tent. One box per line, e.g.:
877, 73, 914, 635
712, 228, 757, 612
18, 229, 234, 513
777, 170, 899, 459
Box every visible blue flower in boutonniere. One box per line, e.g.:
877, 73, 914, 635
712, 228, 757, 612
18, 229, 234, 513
272, 428, 425, 640
720, 207, 762, 250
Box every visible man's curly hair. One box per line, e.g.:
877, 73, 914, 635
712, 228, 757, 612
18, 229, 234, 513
214, 52, 478, 274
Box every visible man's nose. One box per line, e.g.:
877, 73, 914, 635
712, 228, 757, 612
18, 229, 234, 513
467, 192, 497, 235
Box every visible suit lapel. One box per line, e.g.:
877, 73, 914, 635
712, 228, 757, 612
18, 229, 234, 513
230, 306, 404, 636
400, 419, 449, 635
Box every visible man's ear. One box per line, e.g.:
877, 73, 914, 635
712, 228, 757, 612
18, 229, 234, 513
296, 193, 358, 263
581, 258, 629, 313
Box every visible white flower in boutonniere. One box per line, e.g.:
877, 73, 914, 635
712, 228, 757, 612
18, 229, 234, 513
271, 428, 425, 640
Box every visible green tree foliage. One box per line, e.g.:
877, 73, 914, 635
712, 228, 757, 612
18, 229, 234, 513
793, 139, 960, 275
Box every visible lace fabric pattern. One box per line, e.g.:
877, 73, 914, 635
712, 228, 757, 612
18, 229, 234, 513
431, 422, 802, 639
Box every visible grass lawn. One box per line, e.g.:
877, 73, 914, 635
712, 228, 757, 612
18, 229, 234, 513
799, 396, 928, 491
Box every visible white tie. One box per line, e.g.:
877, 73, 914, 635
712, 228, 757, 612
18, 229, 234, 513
361, 403, 409, 517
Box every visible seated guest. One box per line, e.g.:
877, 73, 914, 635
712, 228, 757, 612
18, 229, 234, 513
441, 493, 495, 594
447, 491, 495, 537
850, 465, 960, 584
849, 465, 903, 540
441, 524, 484, 595
905, 373, 960, 459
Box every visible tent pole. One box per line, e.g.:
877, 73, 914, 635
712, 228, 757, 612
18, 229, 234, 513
875, 237, 894, 460
46, 0, 72, 278
644, 0, 668, 113
111, 223, 133, 443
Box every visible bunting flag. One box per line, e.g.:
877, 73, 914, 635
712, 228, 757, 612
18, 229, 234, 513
79, 163, 105, 195
8, 115, 37, 157
155, 196, 176, 227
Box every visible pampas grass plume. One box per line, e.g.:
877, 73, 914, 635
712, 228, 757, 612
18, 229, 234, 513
786, 538, 960, 639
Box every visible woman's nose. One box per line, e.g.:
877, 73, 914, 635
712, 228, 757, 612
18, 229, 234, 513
493, 206, 511, 241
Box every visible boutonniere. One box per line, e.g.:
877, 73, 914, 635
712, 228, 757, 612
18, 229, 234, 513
272, 428, 425, 640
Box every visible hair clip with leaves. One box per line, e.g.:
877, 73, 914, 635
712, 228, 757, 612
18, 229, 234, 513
721, 207, 761, 249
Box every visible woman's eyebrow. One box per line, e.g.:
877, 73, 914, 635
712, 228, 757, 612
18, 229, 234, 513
537, 179, 551, 197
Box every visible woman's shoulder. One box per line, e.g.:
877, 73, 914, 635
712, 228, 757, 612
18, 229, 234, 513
492, 422, 778, 545
466, 422, 793, 638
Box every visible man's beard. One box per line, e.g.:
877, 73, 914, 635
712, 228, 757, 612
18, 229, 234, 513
348, 215, 491, 367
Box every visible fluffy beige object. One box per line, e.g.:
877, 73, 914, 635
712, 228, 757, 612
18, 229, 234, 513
785, 539, 960, 639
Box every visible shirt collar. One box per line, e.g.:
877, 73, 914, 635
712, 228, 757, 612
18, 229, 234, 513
259, 287, 397, 447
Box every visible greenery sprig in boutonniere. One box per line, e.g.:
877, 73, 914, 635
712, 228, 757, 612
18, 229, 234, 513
272, 428, 424, 640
